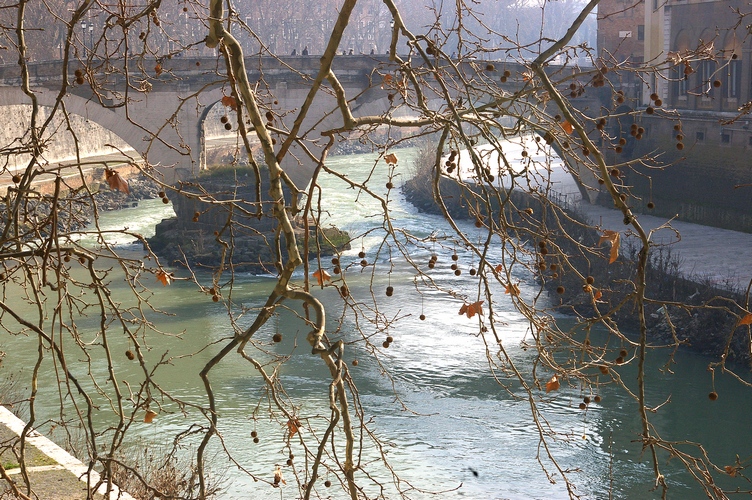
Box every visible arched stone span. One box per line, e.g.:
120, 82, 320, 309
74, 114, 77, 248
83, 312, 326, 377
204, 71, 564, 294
0, 56, 599, 193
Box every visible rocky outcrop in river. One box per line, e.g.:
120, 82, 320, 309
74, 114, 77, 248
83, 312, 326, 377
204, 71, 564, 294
148, 166, 350, 273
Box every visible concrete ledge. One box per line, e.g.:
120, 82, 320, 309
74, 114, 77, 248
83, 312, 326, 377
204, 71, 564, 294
0, 406, 135, 500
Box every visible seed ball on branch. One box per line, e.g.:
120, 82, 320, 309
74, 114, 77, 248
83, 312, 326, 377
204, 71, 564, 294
273, 333, 282, 343
386, 286, 394, 297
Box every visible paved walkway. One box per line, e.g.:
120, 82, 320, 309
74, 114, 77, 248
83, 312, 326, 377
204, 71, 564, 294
0, 406, 134, 500
547, 169, 752, 291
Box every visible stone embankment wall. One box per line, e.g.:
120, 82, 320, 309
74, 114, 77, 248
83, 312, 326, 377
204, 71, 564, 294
602, 112, 752, 233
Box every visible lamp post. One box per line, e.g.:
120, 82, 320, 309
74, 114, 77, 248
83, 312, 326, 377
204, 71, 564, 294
81, 21, 87, 56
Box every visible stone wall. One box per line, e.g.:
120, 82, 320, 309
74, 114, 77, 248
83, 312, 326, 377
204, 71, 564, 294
603, 112, 752, 232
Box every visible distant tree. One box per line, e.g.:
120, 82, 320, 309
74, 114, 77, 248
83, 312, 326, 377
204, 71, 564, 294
0, 0, 751, 499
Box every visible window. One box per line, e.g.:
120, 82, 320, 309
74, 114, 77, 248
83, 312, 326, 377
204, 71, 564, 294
747, 135, 752, 147
637, 25, 645, 41
721, 132, 731, 144
700, 61, 715, 97
726, 60, 741, 99
674, 65, 688, 100
696, 131, 705, 142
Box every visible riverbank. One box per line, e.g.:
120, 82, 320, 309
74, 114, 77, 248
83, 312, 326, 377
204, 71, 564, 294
402, 167, 752, 364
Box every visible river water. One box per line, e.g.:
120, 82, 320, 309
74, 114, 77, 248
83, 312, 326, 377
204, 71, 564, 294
2, 146, 751, 499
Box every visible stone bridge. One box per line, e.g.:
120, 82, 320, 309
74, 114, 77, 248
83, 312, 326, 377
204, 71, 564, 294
0, 55, 601, 195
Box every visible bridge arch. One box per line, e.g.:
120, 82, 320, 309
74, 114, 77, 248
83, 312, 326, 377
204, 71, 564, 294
0, 87, 148, 167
